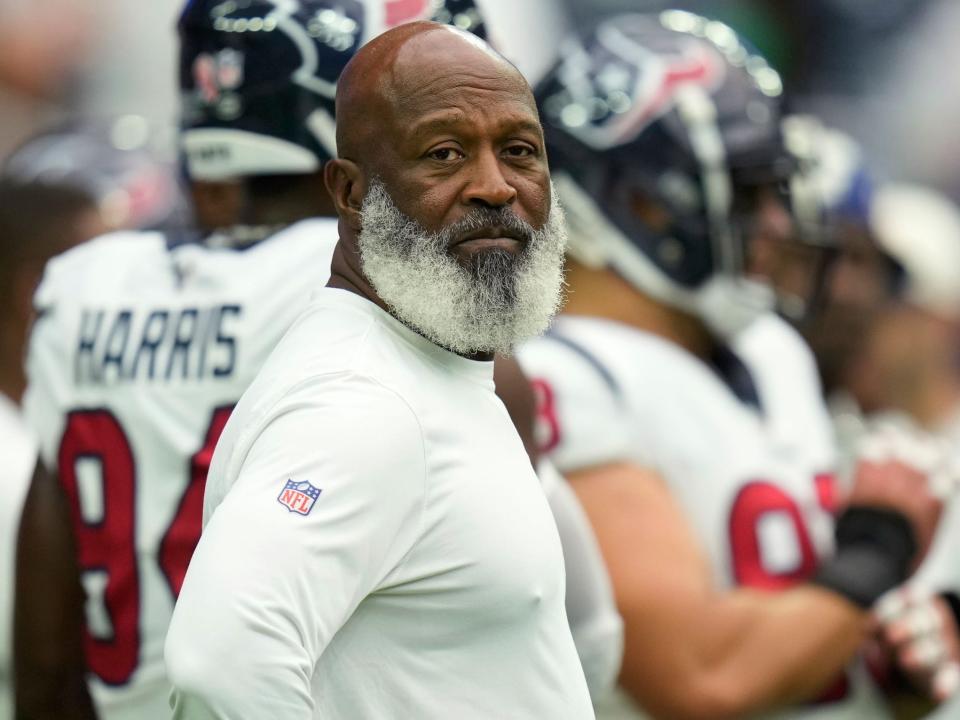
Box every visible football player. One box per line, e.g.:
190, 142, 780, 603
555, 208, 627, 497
774, 117, 890, 410
0, 179, 101, 719
778, 120, 960, 710
2, 122, 187, 234
19, 0, 621, 716
18, 2, 355, 716
518, 11, 943, 719
822, 181, 960, 709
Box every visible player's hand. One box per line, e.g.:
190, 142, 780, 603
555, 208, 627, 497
848, 428, 948, 565
875, 587, 960, 703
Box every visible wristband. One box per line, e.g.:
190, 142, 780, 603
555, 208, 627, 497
812, 507, 916, 608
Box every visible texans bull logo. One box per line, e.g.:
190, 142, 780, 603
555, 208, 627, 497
547, 31, 726, 151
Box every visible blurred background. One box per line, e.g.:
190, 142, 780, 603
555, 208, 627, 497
4, 1, 960, 716
4, 0, 959, 193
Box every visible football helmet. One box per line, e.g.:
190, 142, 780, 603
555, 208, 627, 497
783, 114, 873, 250
871, 184, 960, 319
179, 0, 500, 181
537, 10, 788, 338
773, 115, 876, 321
3, 121, 185, 231
179, 0, 365, 180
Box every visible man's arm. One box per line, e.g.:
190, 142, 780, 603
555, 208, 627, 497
570, 460, 938, 720
495, 355, 624, 699
14, 461, 96, 720
493, 355, 539, 467
541, 459, 623, 701
166, 379, 426, 719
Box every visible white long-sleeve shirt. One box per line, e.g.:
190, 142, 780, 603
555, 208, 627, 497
165, 287, 594, 720
540, 459, 623, 703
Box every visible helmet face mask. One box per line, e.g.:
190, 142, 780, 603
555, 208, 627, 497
761, 116, 875, 326
537, 10, 787, 337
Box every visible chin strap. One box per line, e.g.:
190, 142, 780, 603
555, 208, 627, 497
693, 274, 776, 340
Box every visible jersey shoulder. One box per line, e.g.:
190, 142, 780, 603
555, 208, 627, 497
35, 217, 339, 313
733, 312, 834, 462
733, 312, 826, 411
733, 312, 820, 388
520, 316, 767, 474
518, 318, 639, 473
162, 216, 338, 300
35, 230, 169, 311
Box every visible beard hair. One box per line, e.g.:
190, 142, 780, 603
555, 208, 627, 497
356, 178, 567, 356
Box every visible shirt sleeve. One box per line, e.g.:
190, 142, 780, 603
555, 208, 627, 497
539, 458, 624, 702
165, 375, 427, 719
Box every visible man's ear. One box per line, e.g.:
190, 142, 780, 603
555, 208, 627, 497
324, 159, 365, 231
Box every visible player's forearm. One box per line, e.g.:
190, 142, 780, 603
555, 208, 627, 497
620, 586, 868, 720
15, 675, 97, 720
699, 586, 868, 713
14, 465, 97, 720
671, 503, 917, 718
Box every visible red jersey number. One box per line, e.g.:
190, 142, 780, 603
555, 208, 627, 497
728, 472, 849, 702
531, 378, 562, 454
58, 406, 232, 686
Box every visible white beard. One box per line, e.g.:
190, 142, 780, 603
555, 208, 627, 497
357, 179, 567, 356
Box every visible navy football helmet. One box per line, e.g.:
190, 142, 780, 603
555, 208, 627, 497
178, 0, 489, 181
782, 115, 873, 250
3, 121, 186, 231
777, 115, 879, 321
537, 10, 789, 338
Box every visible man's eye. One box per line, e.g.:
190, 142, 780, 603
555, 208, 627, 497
505, 145, 535, 158
428, 147, 464, 162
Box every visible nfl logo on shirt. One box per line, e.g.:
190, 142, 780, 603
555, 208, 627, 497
277, 480, 322, 516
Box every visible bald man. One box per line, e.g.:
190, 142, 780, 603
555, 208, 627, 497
164, 22, 594, 720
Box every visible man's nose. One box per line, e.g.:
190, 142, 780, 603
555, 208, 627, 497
462, 149, 517, 208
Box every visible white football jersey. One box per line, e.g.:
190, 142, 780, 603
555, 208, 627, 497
518, 312, 892, 720
23, 218, 338, 720
0, 393, 38, 720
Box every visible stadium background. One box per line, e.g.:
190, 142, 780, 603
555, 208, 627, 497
5, 0, 960, 197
